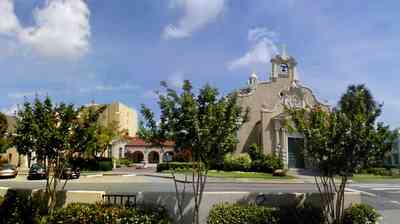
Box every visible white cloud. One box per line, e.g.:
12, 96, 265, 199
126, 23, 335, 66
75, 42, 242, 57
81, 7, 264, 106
163, 0, 225, 39
228, 27, 279, 70
0, 0, 21, 35
0, 0, 90, 59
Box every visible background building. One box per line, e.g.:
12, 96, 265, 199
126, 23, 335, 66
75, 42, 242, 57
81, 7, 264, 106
109, 136, 174, 166
236, 50, 329, 169
94, 101, 138, 137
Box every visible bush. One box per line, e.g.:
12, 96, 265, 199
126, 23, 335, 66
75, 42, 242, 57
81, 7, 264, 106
156, 162, 194, 172
356, 167, 400, 176
45, 203, 170, 224
251, 154, 284, 173
278, 204, 323, 224
248, 144, 264, 161
98, 161, 113, 171
207, 203, 279, 224
116, 158, 131, 167
223, 153, 252, 172
0, 190, 47, 224
343, 204, 381, 224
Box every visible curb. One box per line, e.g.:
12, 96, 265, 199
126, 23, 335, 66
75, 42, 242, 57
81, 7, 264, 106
140, 173, 307, 184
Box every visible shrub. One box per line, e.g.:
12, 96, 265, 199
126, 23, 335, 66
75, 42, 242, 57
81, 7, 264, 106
278, 204, 323, 224
98, 161, 113, 171
45, 203, 171, 224
207, 203, 279, 224
251, 154, 284, 173
0, 190, 47, 224
223, 153, 252, 172
116, 158, 131, 167
343, 204, 381, 224
156, 162, 194, 172
248, 144, 264, 161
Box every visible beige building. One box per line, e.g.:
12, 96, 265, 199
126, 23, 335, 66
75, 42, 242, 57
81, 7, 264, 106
236, 50, 329, 169
97, 101, 138, 137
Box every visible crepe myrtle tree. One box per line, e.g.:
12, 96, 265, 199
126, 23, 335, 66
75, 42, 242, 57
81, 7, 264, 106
287, 84, 394, 224
13, 96, 103, 215
139, 80, 248, 224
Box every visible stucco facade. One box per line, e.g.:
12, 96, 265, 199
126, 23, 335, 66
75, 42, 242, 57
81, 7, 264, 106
109, 137, 174, 165
98, 101, 138, 137
236, 52, 329, 169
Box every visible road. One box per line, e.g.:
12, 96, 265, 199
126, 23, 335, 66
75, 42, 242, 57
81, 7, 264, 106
1, 175, 399, 223
0, 175, 318, 192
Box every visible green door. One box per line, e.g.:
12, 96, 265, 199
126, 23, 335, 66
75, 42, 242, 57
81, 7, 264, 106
288, 138, 305, 168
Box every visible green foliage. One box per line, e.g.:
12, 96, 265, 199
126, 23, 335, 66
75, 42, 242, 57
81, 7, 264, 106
223, 153, 252, 172
156, 162, 195, 172
13, 97, 106, 214
343, 204, 381, 224
248, 143, 263, 161
0, 190, 47, 224
356, 167, 400, 177
251, 154, 284, 173
0, 112, 9, 153
116, 158, 132, 167
288, 84, 392, 224
207, 203, 279, 224
140, 80, 249, 223
45, 203, 171, 224
278, 204, 324, 224
98, 160, 113, 171
207, 203, 324, 224
139, 80, 249, 167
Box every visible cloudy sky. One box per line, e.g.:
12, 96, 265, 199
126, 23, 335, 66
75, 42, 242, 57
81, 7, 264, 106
0, 0, 399, 126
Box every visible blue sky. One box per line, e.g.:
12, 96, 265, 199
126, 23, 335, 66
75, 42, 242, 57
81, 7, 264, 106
0, 0, 399, 127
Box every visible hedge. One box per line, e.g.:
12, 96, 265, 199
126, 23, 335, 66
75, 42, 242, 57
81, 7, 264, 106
156, 162, 195, 172
356, 167, 400, 176
343, 204, 381, 224
251, 154, 284, 173
207, 203, 279, 224
223, 153, 252, 172
45, 203, 171, 224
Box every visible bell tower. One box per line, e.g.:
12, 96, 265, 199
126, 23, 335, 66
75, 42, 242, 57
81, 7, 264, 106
270, 45, 297, 82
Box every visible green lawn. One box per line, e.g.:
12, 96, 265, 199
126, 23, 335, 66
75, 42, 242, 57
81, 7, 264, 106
352, 174, 400, 182
163, 170, 293, 179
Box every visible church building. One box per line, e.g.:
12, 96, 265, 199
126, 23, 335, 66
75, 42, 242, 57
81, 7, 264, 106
236, 49, 329, 169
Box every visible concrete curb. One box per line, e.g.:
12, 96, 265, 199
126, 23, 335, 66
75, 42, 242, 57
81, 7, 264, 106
139, 173, 307, 184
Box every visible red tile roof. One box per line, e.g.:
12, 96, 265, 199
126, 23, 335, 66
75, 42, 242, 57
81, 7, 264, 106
125, 137, 175, 147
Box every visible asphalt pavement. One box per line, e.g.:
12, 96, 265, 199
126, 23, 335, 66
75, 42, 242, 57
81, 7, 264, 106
1, 175, 400, 223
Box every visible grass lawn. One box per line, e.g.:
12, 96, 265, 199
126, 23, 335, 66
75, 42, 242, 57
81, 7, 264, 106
163, 170, 293, 179
352, 174, 400, 182
207, 170, 293, 179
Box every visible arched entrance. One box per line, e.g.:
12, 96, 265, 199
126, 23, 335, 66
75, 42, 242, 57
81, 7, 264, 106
127, 151, 144, 163
148, 151, 160, 163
